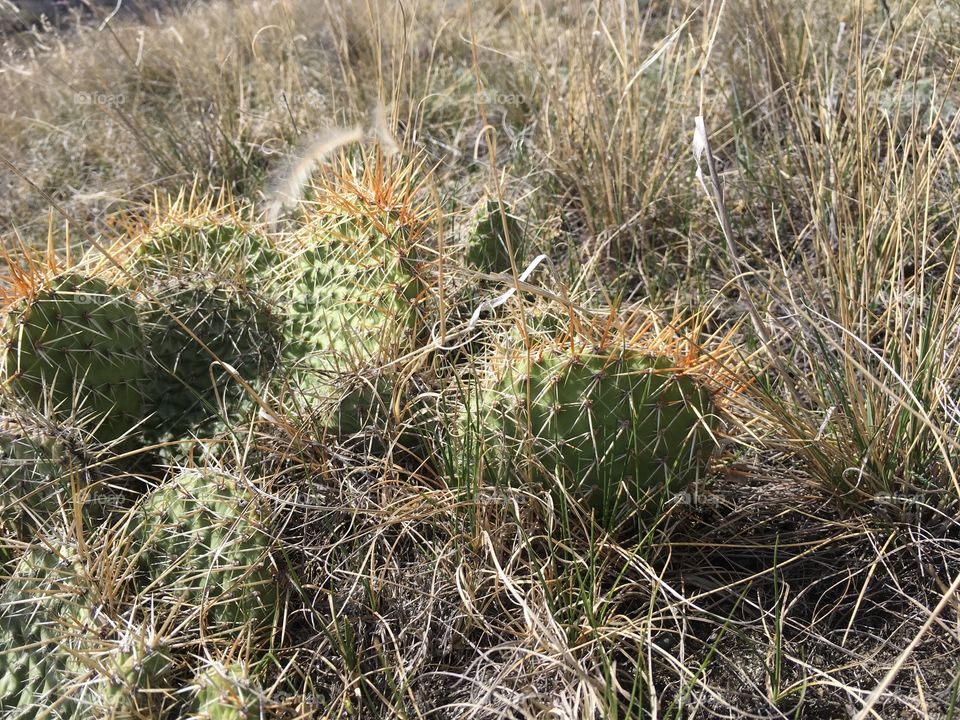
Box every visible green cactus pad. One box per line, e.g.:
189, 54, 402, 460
328, 372, 399, 439
466, 199, 525, 274
456, 348, 718, 528
190, 662, 261, 720
1, 273, 147, 444
142, 276, 280, 441
0, 418, 82, 535
136, 217, 279, 291
283, 215, 427, 393
82, 635, 178, 718
324, 371, 433, 459
0, 541, 94, 717
130, 470, 279, 633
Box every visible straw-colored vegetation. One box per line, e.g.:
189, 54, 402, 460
1, 0, 959, 717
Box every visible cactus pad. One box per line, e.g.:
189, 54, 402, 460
466, 199, 525, 273
283, 216, 427, 384
83, 634, 178, 717
0, 541, 93, 717
136, 217, 278, 291
458, 347, 719, 527
130, 470, 279, 633
142, 276, 280, 441
0, 417, 84, 535
190, 662, 261, 720
1, 273, 147, 444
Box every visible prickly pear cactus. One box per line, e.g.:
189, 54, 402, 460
283, 214, 427, 390
83, 633, 178, 718
1, 273, 147, 444
466, 199, 525, 274
141, 276, 280, 441
190, 662, 261, 720
0, 416, 83, 535
456, 345, 719, 528
0, 541, 93, 717
0, 539, 178, 718
130, 470, 278, 633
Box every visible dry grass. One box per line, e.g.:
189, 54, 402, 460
3, 0, 960, 718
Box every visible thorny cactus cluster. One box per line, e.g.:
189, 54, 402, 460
0, 157, 729, 715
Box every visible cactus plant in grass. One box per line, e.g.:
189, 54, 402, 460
141, 275, 281, 443
129, 469, 279, 634
1, 272, 147, 445
278, 153, 435, 402
450, 321, 722, 529
0, 414, 84, 536
465, 199, 525, 274
283, 215, 428, 388
189, 662, 261, 720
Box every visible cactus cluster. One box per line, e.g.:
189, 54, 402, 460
0, 473, 278, 715
0, 171, 732, 715
0, 538, 180, 718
